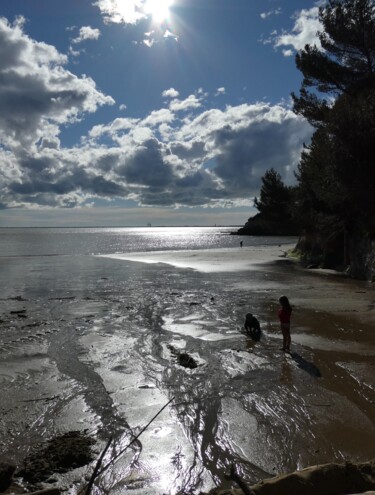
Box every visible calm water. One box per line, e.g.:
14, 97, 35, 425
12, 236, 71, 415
0, 226, 292, 257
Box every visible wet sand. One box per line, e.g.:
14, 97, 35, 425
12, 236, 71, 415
0, 243, 374, 493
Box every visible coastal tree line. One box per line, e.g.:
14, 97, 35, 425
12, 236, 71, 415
237, 0, 375, 279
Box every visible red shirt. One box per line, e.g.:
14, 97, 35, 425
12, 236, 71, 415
278, 307, 292, 324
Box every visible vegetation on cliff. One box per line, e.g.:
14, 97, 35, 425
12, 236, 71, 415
237, 0, 375, 279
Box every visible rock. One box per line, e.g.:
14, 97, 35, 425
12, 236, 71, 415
0, 462, 16, 491
167, 345, 198, 369
178, 352, 198, 369
249, 459, 375, 495
17, 431, 96, 484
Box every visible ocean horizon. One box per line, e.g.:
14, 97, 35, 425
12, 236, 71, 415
0, 226, 294, 258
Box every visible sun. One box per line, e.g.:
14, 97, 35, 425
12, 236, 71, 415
143, 0, 174, 23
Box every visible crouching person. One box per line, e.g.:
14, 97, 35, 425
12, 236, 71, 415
244, 313, 261, 341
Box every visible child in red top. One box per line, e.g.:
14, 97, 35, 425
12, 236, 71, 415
278, 295, 292, 352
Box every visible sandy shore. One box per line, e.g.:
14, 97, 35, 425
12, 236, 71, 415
1, 243, 374, 494
98, 244, 294, 273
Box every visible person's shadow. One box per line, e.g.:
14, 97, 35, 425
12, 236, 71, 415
289, 351, 322, 378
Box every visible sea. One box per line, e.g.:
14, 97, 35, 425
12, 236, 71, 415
0, 226, 289, 257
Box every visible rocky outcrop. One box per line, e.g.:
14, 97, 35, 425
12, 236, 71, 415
248, 459, 375, 495
209, 459, 375, 495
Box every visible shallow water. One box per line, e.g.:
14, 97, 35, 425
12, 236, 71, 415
1, 231, 374, 494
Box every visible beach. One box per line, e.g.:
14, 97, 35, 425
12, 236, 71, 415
1, 240, 374, 494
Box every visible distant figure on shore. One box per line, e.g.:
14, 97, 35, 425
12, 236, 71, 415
278, 295, 292, 352
244, 313, 261, 341
240, 241, 243, 248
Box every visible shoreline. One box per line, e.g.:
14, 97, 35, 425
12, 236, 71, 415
97, 242, 296, 273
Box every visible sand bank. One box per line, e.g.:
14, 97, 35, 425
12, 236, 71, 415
98, 243, 295, 273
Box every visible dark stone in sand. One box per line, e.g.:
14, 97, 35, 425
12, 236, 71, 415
0, 462, 16, 491
178, 352, 198, 369
167, 345, 198, 369
18, 431, 96, 484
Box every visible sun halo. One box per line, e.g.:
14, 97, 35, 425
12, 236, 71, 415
143, 0, 174, 23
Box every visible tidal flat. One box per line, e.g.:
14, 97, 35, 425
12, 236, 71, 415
0, 244, 374, 494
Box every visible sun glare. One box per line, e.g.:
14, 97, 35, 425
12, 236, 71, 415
143, 0, 174, 23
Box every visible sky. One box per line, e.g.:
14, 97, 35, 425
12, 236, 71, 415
0, 0, 324, 227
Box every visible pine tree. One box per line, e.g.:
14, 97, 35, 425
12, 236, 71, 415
292, 0, 375, 126
291, 0, 375, 273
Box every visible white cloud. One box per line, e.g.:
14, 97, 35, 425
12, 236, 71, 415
0, 18, 313, 211
215, 87, 226, 96
94, 0, 145, 25
274, 6, 322, 55
169, 94, 202, 112
164, 29, 178, 41
162, 88, 179, 99
260, 8, 282, 19
71, 26, 101, 44
0, 16, 114, 152
94, 0, 178, 46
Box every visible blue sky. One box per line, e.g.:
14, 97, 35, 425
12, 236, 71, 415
0, 0, 323, 227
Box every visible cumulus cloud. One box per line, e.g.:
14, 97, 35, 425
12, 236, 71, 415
162, 88, 179, 99
0, 16, 114, 153
94, 0, 146, 25
71, 25, 101, 44
169, 94, 202, 112
0, 16, 313, 211
274, 5, 322, 55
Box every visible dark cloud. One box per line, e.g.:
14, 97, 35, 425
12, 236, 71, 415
119, 139, 174, 187
213, 116, 310, 192
169, 140, 206, 160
